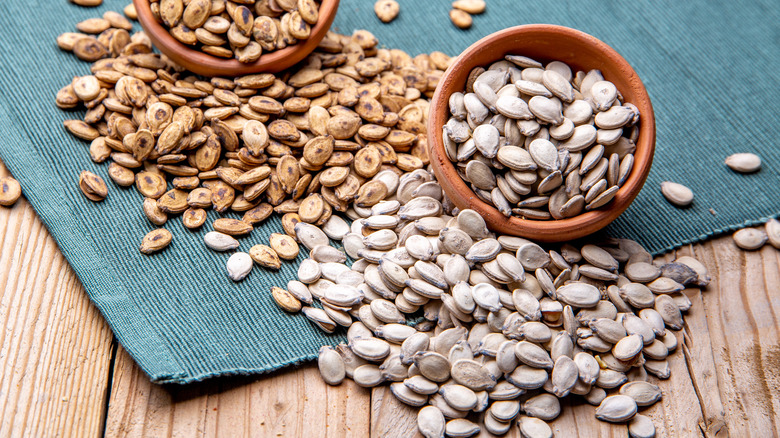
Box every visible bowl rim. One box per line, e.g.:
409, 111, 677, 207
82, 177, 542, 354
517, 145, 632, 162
132, 0, 340, 77
427, 24, 656, 242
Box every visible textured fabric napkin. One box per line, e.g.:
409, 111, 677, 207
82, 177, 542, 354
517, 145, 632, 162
0, 0, 777, 383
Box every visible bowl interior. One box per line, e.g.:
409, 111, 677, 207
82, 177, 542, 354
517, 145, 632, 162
132, 0, 340, 77
428, 25, 655, 242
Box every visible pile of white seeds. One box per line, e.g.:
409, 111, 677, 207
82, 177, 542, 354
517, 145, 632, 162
272, 164, 710, 438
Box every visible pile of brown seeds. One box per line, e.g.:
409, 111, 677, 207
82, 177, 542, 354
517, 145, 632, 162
148, 0, 322, 63
56, 8, 451, 269
443, 56, 639, 220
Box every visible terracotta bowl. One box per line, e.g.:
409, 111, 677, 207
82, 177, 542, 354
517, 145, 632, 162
428, 25, 655, 242
132, 0, 339, 77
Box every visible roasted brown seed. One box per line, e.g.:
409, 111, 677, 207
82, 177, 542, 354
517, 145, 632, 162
265, 234, 298, 262
272, 287, 303, 313
140, 228, 172, 254
157, 189, 189, 213
143, 198, 168, 225
108, 162, 135, 187
250, 244, 282, 269
449, 9, 472, 29
78, 170, 108, 201
0, 177, 22, 206
213, 218, 253, 235
374, 0, 400, 23
182, 208, 207, 229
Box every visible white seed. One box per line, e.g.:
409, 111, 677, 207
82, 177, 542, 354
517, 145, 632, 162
765, 219, 780, 249
450, 359, 496, 390
595, 395, 637, 422
555, 282, 601, 308
472, 283, 502, 312
613, 334, 644, 361
444, 418, 480, 438
660, 181, 694, 207
417, 405, 446, 438
390, 382, 428, 407
287, 280, 313, 304
321, 215, 350, 240
318, 346, 346, 385
574, 352, 600, 385
628, 414, 656, 438
725, 152, 761, 173
517, 416, 553, 438
405, 375, 439, 395
353, 364, 384, 387
551, 356, 579, 397
619, 381, 662, 406
226, 252, 253, 281
204, 231, 239, 251
733, 227, 768, 250
514, 341, 553, 369
297, 258, 322, 284
351, 337, 391, 361
414, 351, 451, 382
439, 384, 478, 411
310, 245, 347, 263
521, 393, 561, 421
482, 411, 510, 435
590, 81, 617, 111
295, 222, 330, 250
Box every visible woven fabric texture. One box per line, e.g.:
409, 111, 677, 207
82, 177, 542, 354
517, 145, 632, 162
0, 0, 777, 383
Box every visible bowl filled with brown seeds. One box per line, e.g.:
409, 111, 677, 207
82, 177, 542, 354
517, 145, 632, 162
133, 0, 340, 76
428, 25, 655, 242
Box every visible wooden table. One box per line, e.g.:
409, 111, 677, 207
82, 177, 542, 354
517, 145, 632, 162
1, 160, 778, 437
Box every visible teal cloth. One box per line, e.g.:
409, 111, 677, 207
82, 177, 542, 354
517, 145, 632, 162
0, 0, 777, 383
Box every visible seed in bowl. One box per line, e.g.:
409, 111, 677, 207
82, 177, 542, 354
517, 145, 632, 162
148, 0, 322, 63
443, 55, 640, 220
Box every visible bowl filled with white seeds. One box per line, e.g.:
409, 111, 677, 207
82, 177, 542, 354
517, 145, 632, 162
428, 25, 655, 242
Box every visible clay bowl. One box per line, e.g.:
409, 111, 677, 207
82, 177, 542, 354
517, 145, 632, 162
428, 24, 655, 242
132, 0, 339, 77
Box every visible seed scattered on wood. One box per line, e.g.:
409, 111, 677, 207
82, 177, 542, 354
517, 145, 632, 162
732, 227, 768, 250
0, 177, 22, 207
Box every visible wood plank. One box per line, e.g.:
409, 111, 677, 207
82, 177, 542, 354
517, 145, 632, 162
694, 238, 780, 436
0, 161, 114, 438
104, 346, 372, 438
370, 386, 421, 438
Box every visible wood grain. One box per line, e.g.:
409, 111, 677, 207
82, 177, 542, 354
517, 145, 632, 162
0, 162, 114, 438
694, 239, 780, 436
104, 346, 372, 438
